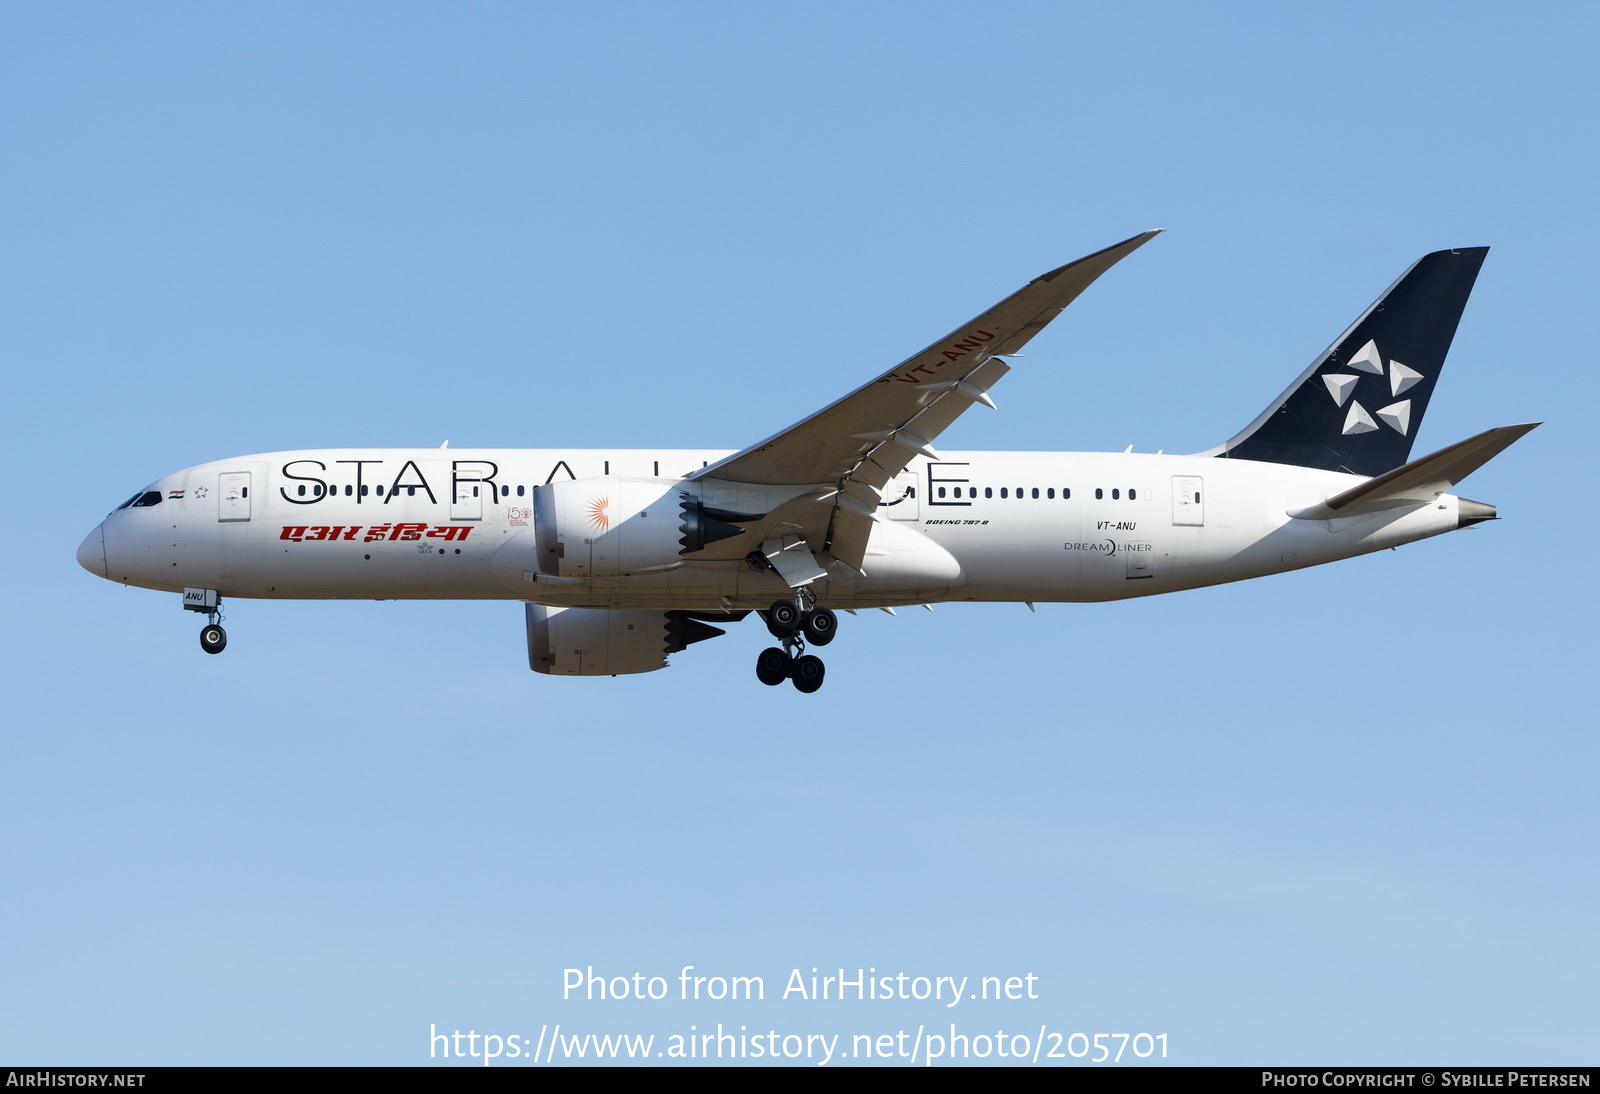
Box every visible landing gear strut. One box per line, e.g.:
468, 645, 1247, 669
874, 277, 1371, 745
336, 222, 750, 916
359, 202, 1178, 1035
755, 593, 837, 692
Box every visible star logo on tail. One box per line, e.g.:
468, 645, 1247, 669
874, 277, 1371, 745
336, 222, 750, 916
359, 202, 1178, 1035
1318, 338, 1422, 436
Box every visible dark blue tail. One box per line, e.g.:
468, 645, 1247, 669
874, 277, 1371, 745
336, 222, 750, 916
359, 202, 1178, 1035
1211, 247, 1488, 477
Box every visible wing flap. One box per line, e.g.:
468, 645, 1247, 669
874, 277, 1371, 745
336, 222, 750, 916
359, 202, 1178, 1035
763, 535, 831, 587
823, 500, 876, 576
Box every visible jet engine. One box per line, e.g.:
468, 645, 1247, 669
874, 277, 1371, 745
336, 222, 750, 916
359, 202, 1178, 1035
525, 603, 740, 675
531, 476, 753, 579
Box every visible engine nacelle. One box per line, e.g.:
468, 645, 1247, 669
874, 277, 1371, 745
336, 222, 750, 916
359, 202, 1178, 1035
532, 476, 756, 579
533, 476, 685, 578
526, 604, 733, 676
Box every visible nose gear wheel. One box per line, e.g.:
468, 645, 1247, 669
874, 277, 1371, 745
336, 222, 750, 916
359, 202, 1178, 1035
200, 624, 227, 654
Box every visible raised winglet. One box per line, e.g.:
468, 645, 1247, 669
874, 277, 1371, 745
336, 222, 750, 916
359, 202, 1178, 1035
691, 229, 1162, 488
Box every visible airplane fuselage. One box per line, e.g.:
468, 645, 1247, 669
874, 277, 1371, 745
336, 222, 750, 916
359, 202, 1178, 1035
80, 447, 1469, 611
72, 238, 1528, 688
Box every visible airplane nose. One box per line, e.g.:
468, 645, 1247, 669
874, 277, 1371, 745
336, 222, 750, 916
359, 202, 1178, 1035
77, 524, 107, 578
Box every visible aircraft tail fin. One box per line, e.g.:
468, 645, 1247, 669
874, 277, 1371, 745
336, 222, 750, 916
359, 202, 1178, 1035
1287, 422, 1539, 520
1208, 247, 1489, 476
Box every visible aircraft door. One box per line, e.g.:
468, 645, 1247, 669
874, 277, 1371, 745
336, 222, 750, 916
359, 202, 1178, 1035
1172, 476, 1204, 526
218, 472, 251, 522
882, 470, 920, 521
452, 480, 483, 521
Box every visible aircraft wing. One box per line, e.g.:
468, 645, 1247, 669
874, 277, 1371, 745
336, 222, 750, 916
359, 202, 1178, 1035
688, 229, 1161, 574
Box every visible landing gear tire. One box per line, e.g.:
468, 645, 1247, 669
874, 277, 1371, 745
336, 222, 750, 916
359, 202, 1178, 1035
756, 647, 790, 686
200, 624, 227, 655
791, 654, 825, 694
801, 607, 837, 646
766, 599, 802, 639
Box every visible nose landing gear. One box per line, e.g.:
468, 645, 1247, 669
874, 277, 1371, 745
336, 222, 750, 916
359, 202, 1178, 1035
200, 620, 227, 655
756, 594, 837, 693
183, 588, 228, 655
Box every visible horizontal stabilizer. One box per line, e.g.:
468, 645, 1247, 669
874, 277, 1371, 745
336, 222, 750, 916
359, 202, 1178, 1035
1289, 423, 1539, 520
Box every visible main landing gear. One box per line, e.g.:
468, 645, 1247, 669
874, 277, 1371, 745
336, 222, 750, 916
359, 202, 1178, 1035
755, 596, 837, 693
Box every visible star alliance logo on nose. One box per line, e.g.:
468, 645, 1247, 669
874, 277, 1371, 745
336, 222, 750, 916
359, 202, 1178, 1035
1321, 338, 1421, 436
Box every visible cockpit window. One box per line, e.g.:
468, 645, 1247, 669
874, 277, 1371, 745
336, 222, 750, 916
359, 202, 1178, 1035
116, 490, 164, 511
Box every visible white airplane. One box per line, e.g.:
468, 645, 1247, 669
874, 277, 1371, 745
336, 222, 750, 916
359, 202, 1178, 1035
77, 231, 1536, 693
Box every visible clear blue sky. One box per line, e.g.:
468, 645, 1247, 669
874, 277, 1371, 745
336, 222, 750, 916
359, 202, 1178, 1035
4, 0, 1595, 1066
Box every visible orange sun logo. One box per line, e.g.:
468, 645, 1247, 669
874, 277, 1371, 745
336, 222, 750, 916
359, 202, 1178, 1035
587, 496, 610, 531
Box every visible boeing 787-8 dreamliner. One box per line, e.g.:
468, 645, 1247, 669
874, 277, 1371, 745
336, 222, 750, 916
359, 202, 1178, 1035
77, 231, 1535, 692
